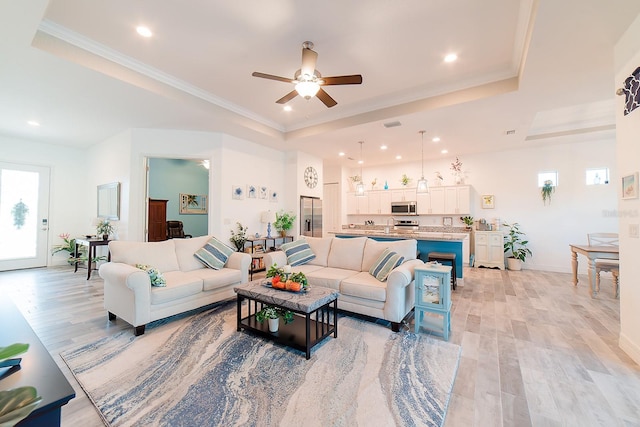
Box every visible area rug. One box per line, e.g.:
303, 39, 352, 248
61, 301, 461, 427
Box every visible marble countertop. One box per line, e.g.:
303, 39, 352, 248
330, 229, 469, 241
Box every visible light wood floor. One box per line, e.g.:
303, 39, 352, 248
1, 266, 638, 426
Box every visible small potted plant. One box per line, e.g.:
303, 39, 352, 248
96, 220, 115, 240
503, 222, 532, 271
541, 180, 555, 205
273, 210, 296, 237
255, 305, 294, 332
229, 222, 248, 251
460, 216, 474, 230
400, 174, 411, 186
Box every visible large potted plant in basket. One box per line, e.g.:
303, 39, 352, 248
273, 210, 296, 237
503, 222, 532, 271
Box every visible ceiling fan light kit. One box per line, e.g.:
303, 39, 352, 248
252, 41, 363, 108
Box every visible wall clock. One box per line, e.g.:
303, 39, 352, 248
304, 166, 318, 188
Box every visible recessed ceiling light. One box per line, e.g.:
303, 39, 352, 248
396, 155, 402, 160
338, 152, 345, 156
358, 160, 364, 165
432, 137, 440, 142
441, 149, 448, 154
380, 145, 387, 150
283, 105, 292, 112
444, 53, 457, 63
136, 26, 153, 38
27, 120, 40, 127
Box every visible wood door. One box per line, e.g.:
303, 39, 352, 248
148, 199, 168, 242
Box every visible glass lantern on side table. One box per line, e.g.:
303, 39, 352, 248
414, 262, 452, 340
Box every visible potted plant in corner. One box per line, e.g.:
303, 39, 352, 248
273, 210, 296, 238
255, 305, 294, 333
503, 222, 532, 271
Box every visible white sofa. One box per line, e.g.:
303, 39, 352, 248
99, 235, 250, 335
263, 236, 424, 331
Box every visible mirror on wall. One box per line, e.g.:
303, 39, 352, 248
97, 182, 120, 220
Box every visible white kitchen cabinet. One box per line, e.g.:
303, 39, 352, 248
417, 193, 432, 215
368, 191, 392, 214
474, 231, 505, 270
346, 192, 369, 215
425, 185, 470, 215
391, 188, 417, 202
428, 187, 445, 214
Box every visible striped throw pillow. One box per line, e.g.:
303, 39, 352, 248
280, 238, 316, 266
194, 237, 234, 270
369, 248, 404, 282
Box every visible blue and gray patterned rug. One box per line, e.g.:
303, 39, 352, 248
61, 301, 461, 426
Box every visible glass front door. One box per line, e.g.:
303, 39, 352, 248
0, 162, 50, 271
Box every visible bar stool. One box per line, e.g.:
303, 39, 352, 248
427, 252, 457, 290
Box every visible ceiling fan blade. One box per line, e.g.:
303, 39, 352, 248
252, 72, 294, 83
301, 47, 318, 77
276, 90, 298, 104
321, 75, 363, 85
316, 88, 337, 108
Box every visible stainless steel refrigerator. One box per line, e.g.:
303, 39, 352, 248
300, 196, 323, 237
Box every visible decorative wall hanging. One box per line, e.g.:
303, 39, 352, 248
481, 195, 495, 209
619, 66, 640, 116
11, 199, 29, 229
231, 185, 244, 200
270, 190, 279, 202
180, 194, 208, 214
622, 172, 638, 200
247, 185, 257, 199
541, 180, 555, 205
259, 186, 268, 199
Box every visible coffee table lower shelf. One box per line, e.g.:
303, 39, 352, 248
236, 297, 337, 360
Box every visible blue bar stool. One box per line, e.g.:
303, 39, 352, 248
427, 252, 457, 290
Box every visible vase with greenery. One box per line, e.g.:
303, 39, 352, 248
96, 220, 115, 240
460, 216, 474, 229
400, 174, 411, 186
541, 180, 555, 205
273, 210, 296, 237
255, 305, 294, 332
229, 222, 247, 251
503, 222, 532, 270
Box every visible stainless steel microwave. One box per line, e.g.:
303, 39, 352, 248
391, 201, 417, 215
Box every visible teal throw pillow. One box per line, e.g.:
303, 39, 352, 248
280, 238, 315, 266
136, 264, 167, 287
194, 237, 234, 270
369, 248, 404, 282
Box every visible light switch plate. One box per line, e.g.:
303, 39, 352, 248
630, 224, 639, 238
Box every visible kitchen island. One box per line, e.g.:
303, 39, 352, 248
330, 229, 469, 280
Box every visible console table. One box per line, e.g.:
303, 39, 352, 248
245, 235, 293, 279
74, 237, 111, 280
0, 299, 75, 426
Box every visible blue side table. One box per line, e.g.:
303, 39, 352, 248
414, 262, 452, 340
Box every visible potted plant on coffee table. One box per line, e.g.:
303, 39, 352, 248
503, 222, 532, 271
255, 305, 294, 333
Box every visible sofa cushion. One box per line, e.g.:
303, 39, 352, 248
109, 240, 180, 273
304, 236, 333, 267
280, 238, 315, 266
362, 239, 417, 271
174, 235, 212, 271
327, 237, 367, 271
184, 268, 242, 291
194, 237, 234, 270
341, 272, 387, 302
369, 249, 404, 282
135, 264, 167, 287
150, 271, 203, 305
306, 267, 360, 291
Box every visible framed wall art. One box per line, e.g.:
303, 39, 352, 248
232, 185, 244, 200
247, 184, 257, 199
481, 194, 495, 209
622, 172, 638, 199
259, 186, 268, 199
179, 193, 207, 214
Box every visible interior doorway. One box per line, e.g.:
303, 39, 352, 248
145, 158, 209, 241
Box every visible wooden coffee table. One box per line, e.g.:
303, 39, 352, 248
234, 280, 338, 359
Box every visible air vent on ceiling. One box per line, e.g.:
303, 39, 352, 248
383, 121, 402, 128
506, 129, 516, 135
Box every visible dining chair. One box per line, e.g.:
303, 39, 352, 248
587, 233, 619, 298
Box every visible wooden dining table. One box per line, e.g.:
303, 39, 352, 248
569, 244, 619, 297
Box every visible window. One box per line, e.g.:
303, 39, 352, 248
537, 171, 558, 187
585, 168, 609, 185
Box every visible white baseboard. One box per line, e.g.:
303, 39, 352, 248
619, 332, 640, 365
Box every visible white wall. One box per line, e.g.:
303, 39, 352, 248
344, 137, 618, 273
0, 135, 89, 265
615, 13, 640, 365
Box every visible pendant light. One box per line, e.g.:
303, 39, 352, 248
416, 130, 429, 193
355, 141, 366, 197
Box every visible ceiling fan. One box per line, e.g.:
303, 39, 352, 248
252, 41, 363, 108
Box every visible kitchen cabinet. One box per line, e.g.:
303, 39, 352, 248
391, 188, 416, 202
347, 192, 368, 215
421, 185, 470, 215
474, 231, 505, 270
368, 191, 392, 214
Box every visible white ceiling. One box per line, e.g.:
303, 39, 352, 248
1, 0, 638, 167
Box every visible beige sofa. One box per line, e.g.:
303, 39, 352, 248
99, 235, 250, 335
263, 236, 423, 331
